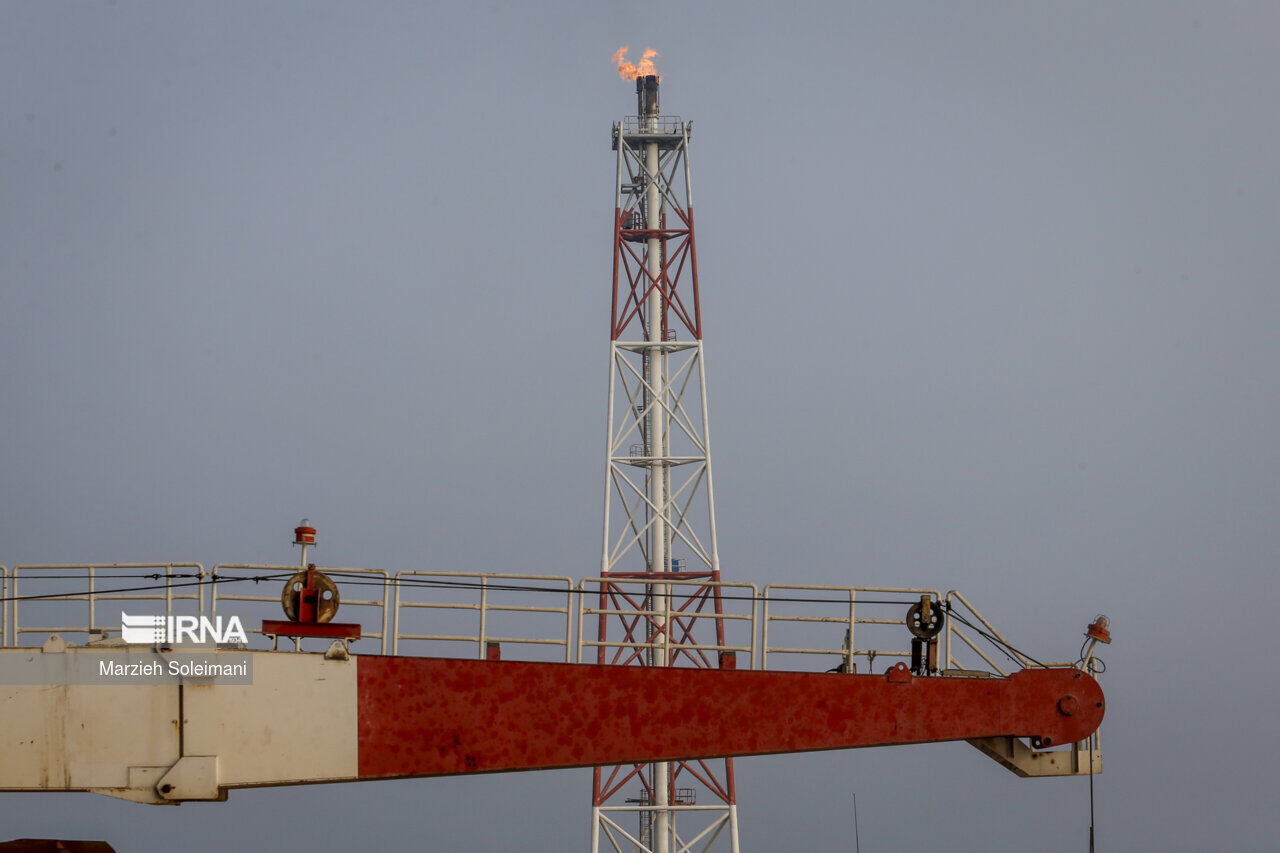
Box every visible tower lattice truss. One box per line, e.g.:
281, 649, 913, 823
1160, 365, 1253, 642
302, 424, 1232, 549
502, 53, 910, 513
591, 75, 740, 853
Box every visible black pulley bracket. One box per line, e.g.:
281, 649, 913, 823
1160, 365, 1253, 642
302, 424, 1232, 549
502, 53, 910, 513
906, 599, 944, 639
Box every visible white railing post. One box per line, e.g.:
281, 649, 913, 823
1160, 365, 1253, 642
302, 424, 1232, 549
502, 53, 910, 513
478, 577, 488, 658
847, 589, 857, 674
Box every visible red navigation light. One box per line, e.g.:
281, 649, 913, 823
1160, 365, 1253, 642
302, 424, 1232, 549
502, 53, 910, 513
294, 519, 317, 546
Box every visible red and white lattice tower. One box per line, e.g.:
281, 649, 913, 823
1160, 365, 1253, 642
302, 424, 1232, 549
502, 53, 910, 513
590, 74, 740, 853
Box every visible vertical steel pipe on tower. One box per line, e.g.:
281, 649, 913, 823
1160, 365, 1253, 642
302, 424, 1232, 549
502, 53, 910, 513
641, 74, 670, 853
593, 73, 739, 853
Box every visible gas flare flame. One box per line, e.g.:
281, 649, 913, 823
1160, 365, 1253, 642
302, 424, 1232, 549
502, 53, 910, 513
612, 46, 660, 81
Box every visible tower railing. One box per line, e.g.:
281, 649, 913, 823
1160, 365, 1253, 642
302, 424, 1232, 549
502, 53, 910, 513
618, 116, 685, 135
577, 578, 758, 669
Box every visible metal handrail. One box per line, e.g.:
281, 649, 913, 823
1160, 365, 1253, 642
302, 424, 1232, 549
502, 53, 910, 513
9, 563, 206, 645
0, 560, 1055, 680
944, 589, 1034, 675
392, 571, 574, 661
620, 116, 685, 135
578, 578, 758, 669
212, 564, 391, 654
762, 584, 942, 672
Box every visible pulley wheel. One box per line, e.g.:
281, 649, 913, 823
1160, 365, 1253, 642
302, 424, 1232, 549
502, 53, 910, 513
906, 600, 944, 639
281, 568, 341, 623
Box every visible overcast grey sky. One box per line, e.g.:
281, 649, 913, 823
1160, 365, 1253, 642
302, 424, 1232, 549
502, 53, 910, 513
3, 2, 1278, 851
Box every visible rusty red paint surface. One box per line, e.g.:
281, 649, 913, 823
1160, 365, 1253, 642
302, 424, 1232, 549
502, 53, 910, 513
356, 657, 1103, 780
